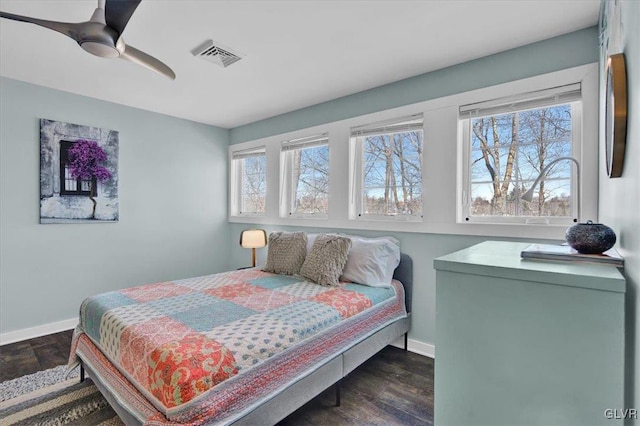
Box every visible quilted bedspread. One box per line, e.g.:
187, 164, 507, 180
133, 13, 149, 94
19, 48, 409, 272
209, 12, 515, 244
70, 268, 407, 424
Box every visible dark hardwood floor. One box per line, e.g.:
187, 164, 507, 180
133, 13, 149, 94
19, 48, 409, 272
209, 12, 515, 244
278, 345, 434, 425
0, 329, 74, 382
0, 330, 434, 425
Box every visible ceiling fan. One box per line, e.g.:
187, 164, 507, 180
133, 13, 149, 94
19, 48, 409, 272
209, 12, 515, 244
0, 0, 175, 80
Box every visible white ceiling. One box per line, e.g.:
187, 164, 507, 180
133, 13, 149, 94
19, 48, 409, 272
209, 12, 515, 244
0, 1, 600, 129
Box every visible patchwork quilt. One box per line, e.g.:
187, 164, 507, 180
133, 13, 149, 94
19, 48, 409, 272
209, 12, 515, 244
70, 268, 407, 425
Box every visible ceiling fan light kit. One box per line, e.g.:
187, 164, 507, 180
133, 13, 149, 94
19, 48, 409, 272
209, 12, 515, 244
82, 41, 122, 58
0, 0, 175, 80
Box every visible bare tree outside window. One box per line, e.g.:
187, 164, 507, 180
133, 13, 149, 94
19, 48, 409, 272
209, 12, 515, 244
290, 144, 329, 215
470, 104, 573, 218
239, 154, 266, 214
361, 129, 423, 217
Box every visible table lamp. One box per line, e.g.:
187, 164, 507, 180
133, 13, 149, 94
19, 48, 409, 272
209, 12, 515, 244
239, 229, 267, 267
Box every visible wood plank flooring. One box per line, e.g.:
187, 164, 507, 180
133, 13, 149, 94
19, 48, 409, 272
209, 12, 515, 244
0, 330, 433, 425
0, 329, 74, 382
279, 345, 434, 425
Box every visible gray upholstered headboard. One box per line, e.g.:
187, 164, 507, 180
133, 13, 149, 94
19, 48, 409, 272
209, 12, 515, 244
392, 253, 413, 313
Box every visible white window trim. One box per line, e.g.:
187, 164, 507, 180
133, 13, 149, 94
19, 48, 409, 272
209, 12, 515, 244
229, 145, 267, 218
228, 63, 598, 241
459, 83, 581, 119
280, 133, 329, 220
349, 114, 424, 222
459, 98, 583, 226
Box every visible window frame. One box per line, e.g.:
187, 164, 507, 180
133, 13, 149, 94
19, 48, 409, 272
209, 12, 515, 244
280, 133, 330, 219
59, 140, 95, 196
458, 86, 583, 226
349, 114, 425, 222
229, 146, 267, 217
228, 64, 598, 241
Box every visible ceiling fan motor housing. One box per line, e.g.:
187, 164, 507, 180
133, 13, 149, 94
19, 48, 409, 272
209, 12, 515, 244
77, 22, 122, 58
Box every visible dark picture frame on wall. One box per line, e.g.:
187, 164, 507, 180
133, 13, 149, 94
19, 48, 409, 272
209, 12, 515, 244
604, 53, 628, 178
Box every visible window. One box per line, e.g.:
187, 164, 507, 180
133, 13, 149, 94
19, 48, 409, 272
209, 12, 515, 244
281, 134, 329, 217
230, 147, 266, 216
459, 84, 581, 224
351, 114, 423, 220
59, 140, 94, 196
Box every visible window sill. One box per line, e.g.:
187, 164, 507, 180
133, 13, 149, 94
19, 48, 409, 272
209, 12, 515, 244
461, 218, 577, 226
354, 215, 422, 222
284, 214, 329, 220
228, 215, 570, 241
230, 214, 266, 221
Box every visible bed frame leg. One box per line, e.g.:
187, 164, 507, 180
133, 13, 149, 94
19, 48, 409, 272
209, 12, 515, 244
80, 365, 85, 383
404, 332, 408, 351
335, 380, 341, 407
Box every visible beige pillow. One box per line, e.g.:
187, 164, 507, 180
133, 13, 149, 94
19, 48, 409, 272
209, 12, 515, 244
263, 231, 307, 275
300, 234, 352, 286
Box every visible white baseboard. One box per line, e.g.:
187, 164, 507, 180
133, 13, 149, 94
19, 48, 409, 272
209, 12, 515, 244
407, 339, 435, 358
0, 318, 78, 346
390, 336, 435, 358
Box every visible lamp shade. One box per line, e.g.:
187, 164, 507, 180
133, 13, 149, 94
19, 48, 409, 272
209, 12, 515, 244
240, 229, 267, 249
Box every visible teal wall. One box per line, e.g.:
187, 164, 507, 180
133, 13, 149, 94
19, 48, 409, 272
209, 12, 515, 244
598, 1, 640, 421
227, 27, 599, 349
231, 27, 599, 144
0, 78, 230, 334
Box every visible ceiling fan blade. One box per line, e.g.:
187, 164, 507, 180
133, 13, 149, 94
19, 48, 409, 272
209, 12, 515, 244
120, 44, 175, 80
0, 11, 80, 41
104, 0, 141, 37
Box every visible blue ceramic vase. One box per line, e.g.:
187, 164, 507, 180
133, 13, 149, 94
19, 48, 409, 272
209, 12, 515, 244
565, 220, 616, 254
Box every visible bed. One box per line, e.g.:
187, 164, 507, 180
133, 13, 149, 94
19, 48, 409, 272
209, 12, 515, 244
69, 234, 412, 425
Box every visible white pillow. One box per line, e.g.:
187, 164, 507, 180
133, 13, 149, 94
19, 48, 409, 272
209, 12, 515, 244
306, 233, 321, 254
339, 235, 400, 287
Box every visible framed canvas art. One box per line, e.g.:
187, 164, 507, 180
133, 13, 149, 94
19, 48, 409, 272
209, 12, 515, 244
40, 119, 119, 223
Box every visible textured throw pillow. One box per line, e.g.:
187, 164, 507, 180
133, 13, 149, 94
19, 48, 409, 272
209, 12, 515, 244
305, 232, 338, 253
306, 233, 320, 253
300, 234, 352, 286
263, 231, 307, 275
339, 236, 400, 287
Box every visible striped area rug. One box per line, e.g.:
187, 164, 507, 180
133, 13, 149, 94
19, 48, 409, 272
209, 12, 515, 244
0, 366, 122, 425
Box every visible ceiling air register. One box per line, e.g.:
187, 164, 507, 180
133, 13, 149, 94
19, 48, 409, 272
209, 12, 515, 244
191, 40, 244, 68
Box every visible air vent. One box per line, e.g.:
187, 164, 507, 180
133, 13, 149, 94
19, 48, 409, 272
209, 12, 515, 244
191, 40, 243, 68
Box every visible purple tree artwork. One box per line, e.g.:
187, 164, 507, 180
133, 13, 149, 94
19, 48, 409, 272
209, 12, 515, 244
40, 119, 119, 223
67, 139, 112, 219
